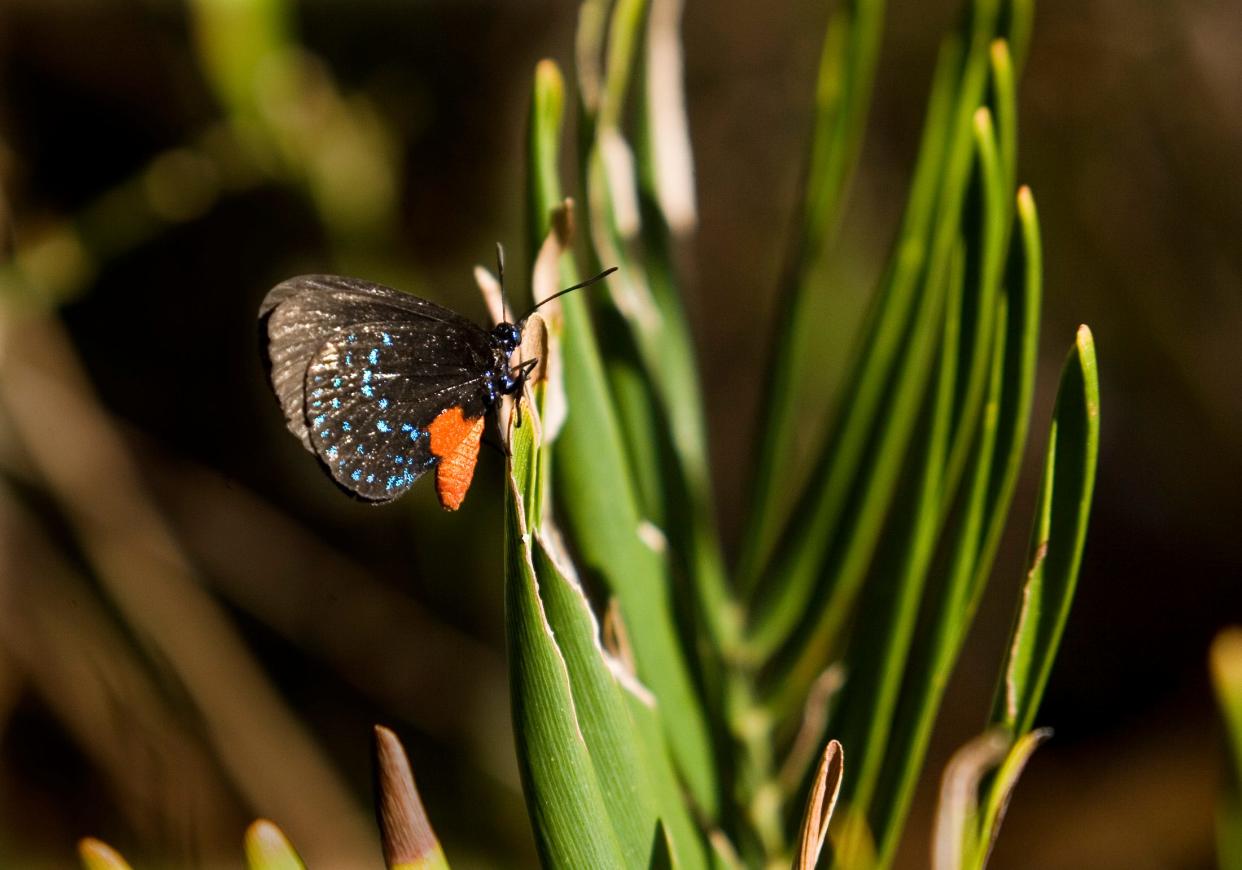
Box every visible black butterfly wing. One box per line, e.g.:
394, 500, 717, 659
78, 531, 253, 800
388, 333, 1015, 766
260, 275, 497, 502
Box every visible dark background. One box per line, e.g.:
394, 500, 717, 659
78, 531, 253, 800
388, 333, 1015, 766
0, 1, 1237, 867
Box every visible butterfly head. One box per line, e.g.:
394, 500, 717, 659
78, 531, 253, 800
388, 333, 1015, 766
490, 321, 522, 355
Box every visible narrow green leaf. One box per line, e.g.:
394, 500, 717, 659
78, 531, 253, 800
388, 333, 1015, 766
738, 2, 966, 597
244, 820, 309, 870
990, 325, 1100, 735
741, 0, 887, 585
506, 422, 628, 870
969, 188, 1042, 610
78, 839, 134, 870
527, 60, 567, 257
988, 41, 1017, 200
746, 0, 1002, 660
942, 106, 1007, 500
868, 186, 1042, 867
598, 0, 649, 130
373, 727, 450, 870
761, 230, 957, 712
829, 251, 966, 815
526, 58, 718, 813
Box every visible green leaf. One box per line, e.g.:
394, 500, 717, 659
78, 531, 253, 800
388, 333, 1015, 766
244, 820, 308, 870
581, 0, 735, 658
829, 246, 965, 815
738, 3, 962, 600
526, 60, 567, 257
372, 727, 450, 870
531, 533, 663, 867
505, 430, 629, 870
598, 0, 649, 130
968, 187, 1043, 614
740, 0, 888, 587
745, 0, 1003, 667
759, 225, 956, 711
525, 58, 718, 813
987, 41, 1017, 200
866, 184, 1043, 867
623, 685, 712, 870
990, 324, 1100, 735
942, 106, 1008, 501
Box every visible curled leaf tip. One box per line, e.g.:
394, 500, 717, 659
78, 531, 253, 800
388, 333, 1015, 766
795, 739, 845, 870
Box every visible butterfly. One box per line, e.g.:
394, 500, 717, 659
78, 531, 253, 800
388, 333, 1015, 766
259, 252, 615, 510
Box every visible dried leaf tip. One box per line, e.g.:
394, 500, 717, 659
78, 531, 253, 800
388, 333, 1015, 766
794, 739, 845, 870
374, 725, 448, 870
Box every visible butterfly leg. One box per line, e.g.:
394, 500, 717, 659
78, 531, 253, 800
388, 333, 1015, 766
510, 357, 540, 429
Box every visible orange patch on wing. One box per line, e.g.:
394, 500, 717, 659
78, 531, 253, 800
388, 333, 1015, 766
427, 406, 485, 511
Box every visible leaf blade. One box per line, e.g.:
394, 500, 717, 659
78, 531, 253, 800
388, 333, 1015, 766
526, 58, 718, 813
991, 324, 1100, 735
506, 419, 629, 870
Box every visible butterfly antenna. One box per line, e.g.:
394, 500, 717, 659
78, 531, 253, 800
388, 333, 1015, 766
495, 242, 511, 322
522, 266, 618, 321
